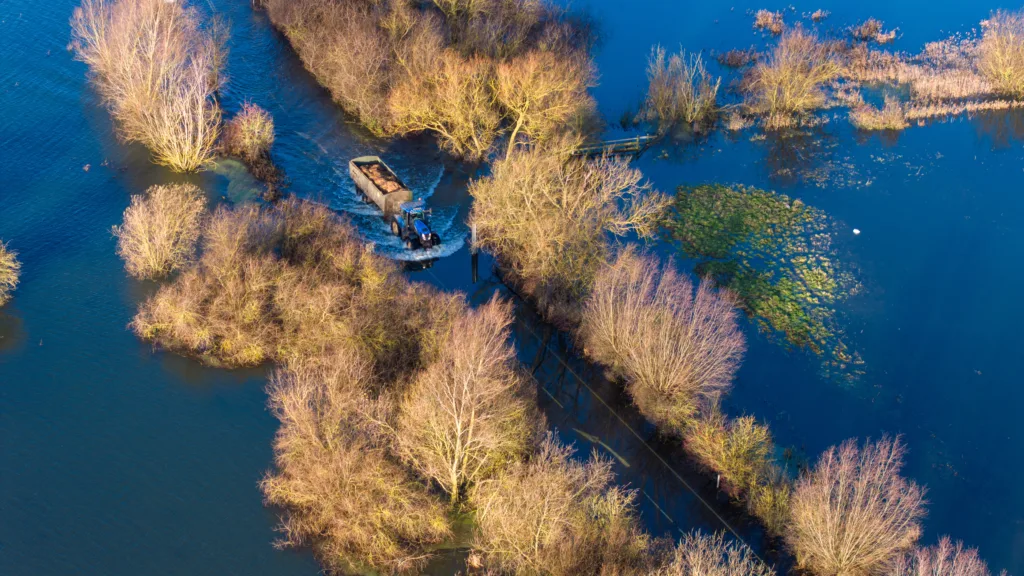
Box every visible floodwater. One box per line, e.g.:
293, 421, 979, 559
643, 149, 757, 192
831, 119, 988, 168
0, 0, 1022, 574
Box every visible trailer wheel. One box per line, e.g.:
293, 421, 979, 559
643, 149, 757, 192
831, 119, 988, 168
391, 221, 400, 236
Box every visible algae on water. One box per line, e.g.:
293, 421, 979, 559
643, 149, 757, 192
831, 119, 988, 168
667, 184, 863, 382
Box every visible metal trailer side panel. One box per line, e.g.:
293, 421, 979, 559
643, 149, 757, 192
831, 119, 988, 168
349, 156, 412, 214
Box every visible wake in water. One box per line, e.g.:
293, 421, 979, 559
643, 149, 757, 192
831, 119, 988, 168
310, 142, 469, 262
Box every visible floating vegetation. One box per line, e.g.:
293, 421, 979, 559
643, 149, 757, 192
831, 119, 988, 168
667, 184, 864, 382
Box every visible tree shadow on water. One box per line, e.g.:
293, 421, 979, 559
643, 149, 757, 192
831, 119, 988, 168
972, 108, 1024, 149
0, 311, 26, 353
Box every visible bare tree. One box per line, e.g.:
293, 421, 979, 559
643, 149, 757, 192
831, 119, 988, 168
113, 184, 207, 279
469, 144, 668, 322
0, 241, 20, 307
261, 352, 452, 574
789, 436, 927, 576
580, 249, 745, 431
494, 50, 596, 157
655, 531, 775, 576
71, 0, 223, 171
396, 296, 537, 502
390, 51, 501, 161
886, 537, 996, 576
978, 10, 1024, 97
470, 435, 652, 575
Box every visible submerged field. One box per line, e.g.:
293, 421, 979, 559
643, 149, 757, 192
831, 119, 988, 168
1, 0, 1023, 574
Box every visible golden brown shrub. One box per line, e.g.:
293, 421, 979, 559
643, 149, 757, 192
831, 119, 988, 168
396, 296, 537, 502
788, 436, 926, 576
0, 241, 22, 307
978, 10, 1024, 98
746, 465, 793, 538
745, 28, 842, 128
223, 102, 274, 163
850, 19, 896, 44
470, 435, 652, 575
683, 411, 773, 496
70, 0, 223, 172
849, 95, 908, 131
469, 145, 667, 324
641, 46, 721, 132
113, 183, 207, 279
754, 10, 784, 36
654, 531, 775, 576
261, 352, 452, 574
579, 249, 745, 431
494, 50, 597, 157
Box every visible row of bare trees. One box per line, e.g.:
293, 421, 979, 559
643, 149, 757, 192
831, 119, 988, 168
260, 0, 597, 161
460, 121, 995, 574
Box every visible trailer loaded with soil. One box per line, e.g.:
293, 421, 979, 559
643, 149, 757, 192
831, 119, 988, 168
349, 156, 441, 249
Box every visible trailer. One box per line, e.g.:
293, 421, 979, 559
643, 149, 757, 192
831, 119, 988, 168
349, 156, 413, 214
348, 156, 440, 249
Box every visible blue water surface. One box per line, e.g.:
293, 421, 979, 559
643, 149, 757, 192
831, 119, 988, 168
1, 0, 1022, 574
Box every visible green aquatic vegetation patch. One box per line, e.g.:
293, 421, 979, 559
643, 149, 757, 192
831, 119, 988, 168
668, 184, 862, 380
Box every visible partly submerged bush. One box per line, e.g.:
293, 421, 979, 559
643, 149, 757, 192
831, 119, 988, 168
640, 46, 721, 132
886, 537, 995, 576
746, 466, 793, 537
470, 435, 652, 575
261, 352, 452, 574
754, 10, 784, 36
850, 19, 896, 44
0, 242, 21, 306
113, 184, 206, 279
223, 102, 274, 164
579, 249, 745, 431
654, 530, 775, 576
683, 411, 773, 497
850, 95, 908, 131
788, 436, 926, 576
744, 28, 842, 128
396, 297, 537, 502
469, 143, 667, 325
70, 0, 223, 171
978, 10, 1024, 98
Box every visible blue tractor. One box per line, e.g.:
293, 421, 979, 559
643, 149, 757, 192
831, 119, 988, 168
391, 200, 441, 249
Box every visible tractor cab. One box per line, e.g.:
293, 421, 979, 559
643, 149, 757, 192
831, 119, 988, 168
391, 200, 441, 249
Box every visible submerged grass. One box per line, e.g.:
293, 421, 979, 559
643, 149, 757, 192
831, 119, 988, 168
667, 184, 862, 382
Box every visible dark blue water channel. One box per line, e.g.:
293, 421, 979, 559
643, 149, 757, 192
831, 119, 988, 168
1, 0, 1022, 574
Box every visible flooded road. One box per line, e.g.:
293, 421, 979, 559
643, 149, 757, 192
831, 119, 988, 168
1, 0, 1022, 573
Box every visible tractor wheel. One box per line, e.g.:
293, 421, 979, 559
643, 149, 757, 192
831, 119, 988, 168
391, 221, 400, 236
431, 233, 441, 246
405, 240, 414, 250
